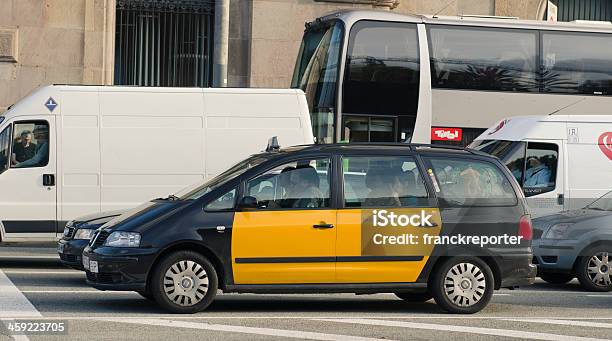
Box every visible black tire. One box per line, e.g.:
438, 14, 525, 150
137, 290, 154, 300
430, 257, 494, 314
539, 273, 574, 285
576, 246, 612, 292
150, 251, 218, 313
394, 292, 433, 302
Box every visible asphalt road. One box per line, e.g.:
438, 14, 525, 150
1, 242, 612, 341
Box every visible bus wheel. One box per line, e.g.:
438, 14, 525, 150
430, 257, 494, 314
395, 292, 432, 302
151, 251, 218, 313
576, 246, 612, 292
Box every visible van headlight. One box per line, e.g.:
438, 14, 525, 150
73, 228, 97, 240
543, 223, 574, 240
104, 232, 141, 247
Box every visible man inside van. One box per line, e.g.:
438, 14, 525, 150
14, 125, 48, 168
11, 131, 36, 165
524, 157, 551, 188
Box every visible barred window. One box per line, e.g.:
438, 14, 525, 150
115, 0, 214, 87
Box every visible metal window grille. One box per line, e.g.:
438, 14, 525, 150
114, 0, 214, 87
557, 0, 612, 22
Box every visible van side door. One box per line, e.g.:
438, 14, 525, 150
335, 153, 441, 283
0, 118, 57, 236
522, 140, 565, 216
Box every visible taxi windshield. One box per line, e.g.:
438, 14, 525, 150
176, 154, 272, 200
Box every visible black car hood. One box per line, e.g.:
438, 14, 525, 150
100, 199, 190, 233
74, 210, 127, 225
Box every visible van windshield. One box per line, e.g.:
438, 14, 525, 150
176, 154, 272, 200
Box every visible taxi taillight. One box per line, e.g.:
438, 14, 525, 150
519, 215, 533, 241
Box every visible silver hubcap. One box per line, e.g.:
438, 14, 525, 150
587, 252, 611, 287
164, 260, 209, 307
444, 262, 487, 307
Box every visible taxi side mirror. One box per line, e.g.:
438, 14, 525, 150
238, 196, 258, 210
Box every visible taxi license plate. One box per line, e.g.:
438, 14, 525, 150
83, 255, 89, 270
90, 261, 99, 273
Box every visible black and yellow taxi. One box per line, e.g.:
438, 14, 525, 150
83, 143, 536, 314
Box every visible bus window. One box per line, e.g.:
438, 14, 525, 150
342, 21, 419, 142
429, 26, 538, 92
541, 32, 612, 95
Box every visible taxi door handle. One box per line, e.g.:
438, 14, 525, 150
313, 223, 334, 229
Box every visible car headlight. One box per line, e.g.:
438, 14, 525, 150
543, 223, 574, 239
73, 228, 97, 240
104, 231, 141, 247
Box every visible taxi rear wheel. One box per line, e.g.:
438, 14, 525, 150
430, 257, 494, 314
150, 251, 218, 313
394, 292, 433, 302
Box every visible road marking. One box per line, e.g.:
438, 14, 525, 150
505, 318, 612, 328
0, 270, 41, 318
98, 318, 394, 341
2, 271, 82, 275
315, 318, 608, 341
586, 295, 612, 298
21, 290, 135, 294
7, 316, 612, 321
0, 256, 59, 259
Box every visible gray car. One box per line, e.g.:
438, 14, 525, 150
533, 190, 612, 291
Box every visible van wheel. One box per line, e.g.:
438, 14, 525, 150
150, 251, 218, 313
540, 273, 574, 285
576, 246, 612, 292
430, 257, 494, 314
394, 292, 432, 302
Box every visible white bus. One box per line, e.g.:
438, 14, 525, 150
291, 10, 612, 145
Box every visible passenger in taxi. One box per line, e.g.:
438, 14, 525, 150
285, 165, 325, 208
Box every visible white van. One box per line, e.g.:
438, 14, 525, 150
0, 85, 314, 241
470, 115, 612, 217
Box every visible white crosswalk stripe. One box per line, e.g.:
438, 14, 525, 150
504, 318, 612, 329
0, 270, 41, 318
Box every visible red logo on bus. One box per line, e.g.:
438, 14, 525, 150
431, 127, 462, 142
599, 132, 612, 160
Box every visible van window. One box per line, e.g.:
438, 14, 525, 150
425, 157, 517, 206
342, 156, 429, 208
246, 158, 331, 210
11, 121, 50, 169
0, 125, 12, 174
523, 142, 558, 196
204, 188, 236, 211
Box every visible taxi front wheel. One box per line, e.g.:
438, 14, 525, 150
150, 251, 218, 313
430, 257, 494, 314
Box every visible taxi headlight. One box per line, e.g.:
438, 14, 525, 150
73, 228, 97, 240
104, 231, 141, 247
543, 223, 574, 240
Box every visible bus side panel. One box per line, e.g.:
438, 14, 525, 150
58, 90, 102, 222
98, 90, 205, 212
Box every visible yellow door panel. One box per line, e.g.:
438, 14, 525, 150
232, 210, 336, 284
336, 208, 442, 283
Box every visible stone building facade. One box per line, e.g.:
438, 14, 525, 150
0, 0, 546, 111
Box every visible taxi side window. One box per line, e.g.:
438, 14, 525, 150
425, 157, 517, 206
343, 156, 429, 208
204, 188, 236, 211
246, 158, 331, 210
523, 142, 558, 196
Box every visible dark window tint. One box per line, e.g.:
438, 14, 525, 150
205, 188, 236, 211
246, 158, 331, 210
0, 125, 11, 174
429, 26, 538, 92
524, 142, 558, 196
342, 21, 420, 118
342, 156, 429, 208
425, 157, 517, 206
541, 32, 612, 95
